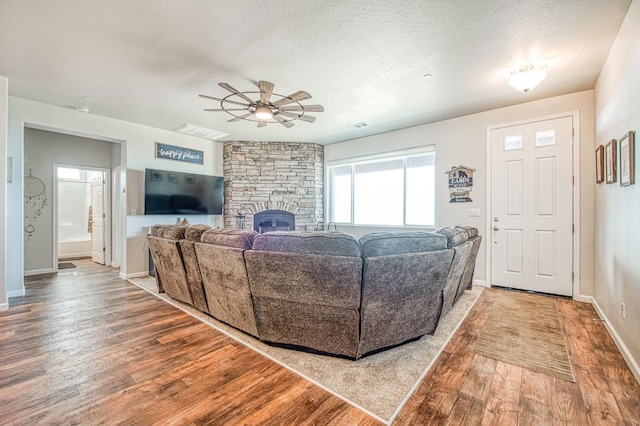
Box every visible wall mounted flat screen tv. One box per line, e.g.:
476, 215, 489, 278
144, 168, 224, 215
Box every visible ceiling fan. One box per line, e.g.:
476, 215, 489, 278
199, 81, 324, 128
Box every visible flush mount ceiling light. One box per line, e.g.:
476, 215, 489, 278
508, 64, 548, 93
199, 81, 324, 128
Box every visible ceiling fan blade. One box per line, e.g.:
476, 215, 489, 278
278, 111, 316, 123
280, 104, 324, 113
203, 108, 248, 112
273, 90, 312, 107
199, 94, 250, 108
257, 120, 268, 128
228, 112, 254, 122
218, 83, 255, 104
259, 80, 274, 104
272, 114, 295, 128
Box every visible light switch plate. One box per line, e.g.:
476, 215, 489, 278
468, 208, 481, 217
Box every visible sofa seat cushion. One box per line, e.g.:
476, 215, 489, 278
201, 229, 258, 249
359, 232, 447, 258
434, 226, 470, 248
251, 231, 361, 257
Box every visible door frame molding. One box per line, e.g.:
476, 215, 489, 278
485, 111, 581, 299
53, 164, 112, 271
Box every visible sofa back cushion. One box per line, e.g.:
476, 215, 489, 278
151, 225, 187, 240
434, 226, 470, 248
184, 224, 211, 241
359, 232, 447, 258
251, 231, 361, 257
201, 229, 258, 249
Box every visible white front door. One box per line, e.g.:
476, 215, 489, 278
491, 116, 573, 296
91, 175, 105, 265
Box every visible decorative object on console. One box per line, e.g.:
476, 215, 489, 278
595, 144, 605, 183
619, 131, 635, 187
200, 80, 324, 128
24, 169, 48, 240
446, 165, 474, 203
606, 139, 617, 184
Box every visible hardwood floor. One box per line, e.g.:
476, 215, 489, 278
393, 288, 640, 425
1, 261, 380, 425
1, 260, 638, 425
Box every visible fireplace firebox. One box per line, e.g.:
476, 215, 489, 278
253, 210, 295, 233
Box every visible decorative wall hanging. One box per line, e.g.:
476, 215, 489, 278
619, 131, 635, 187
155, 142, 204, 164
605, 139, 617, 184
446, 165, 475, 203
24, 169, 48, 240
595, 145, 604, 183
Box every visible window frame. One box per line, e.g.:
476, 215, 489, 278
326, 146, 436, 228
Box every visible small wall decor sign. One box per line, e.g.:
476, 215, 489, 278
155, 142, 203, 164
446, 165, 475, 203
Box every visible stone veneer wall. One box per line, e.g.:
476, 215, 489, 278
223, 141, 324, 231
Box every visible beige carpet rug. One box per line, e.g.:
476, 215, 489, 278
129, 276, 482, 422
474, 290, 575, 382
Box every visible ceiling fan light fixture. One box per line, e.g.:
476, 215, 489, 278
254, 104, 273, 120
508, 64, 547, 93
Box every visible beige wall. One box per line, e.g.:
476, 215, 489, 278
325, 90, 595, 296
594, 0, 640, 377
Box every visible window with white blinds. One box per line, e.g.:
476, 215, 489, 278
328, 149, 435, 227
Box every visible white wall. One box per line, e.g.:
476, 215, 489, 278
0, 76, 7, 310
7, 96, 224, 297
325, 90, 595, 294
594, 0, 640, 377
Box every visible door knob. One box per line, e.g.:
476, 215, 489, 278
493, 226, 499, 231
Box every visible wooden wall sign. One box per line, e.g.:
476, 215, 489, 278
155, 142, 203, 164
446, 165, 475, 203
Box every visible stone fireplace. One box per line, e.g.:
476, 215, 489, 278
223, 142, 323, 231
253, 209, 295, 233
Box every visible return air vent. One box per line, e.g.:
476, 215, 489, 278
173, 123, 229, 141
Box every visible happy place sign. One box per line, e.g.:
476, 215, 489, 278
155, 142, 203, 165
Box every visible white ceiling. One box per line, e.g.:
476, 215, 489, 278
0, 0, 632, 144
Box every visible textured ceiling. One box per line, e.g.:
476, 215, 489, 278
0, 0, 632, 144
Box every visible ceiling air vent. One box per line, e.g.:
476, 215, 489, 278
347, 122, 368, 130
173, 124, 229, 141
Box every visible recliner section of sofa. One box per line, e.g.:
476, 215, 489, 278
194, 229, 260, 337
147, 226, 481, 359
358, 232, 454, 357
245, 232, 363, 358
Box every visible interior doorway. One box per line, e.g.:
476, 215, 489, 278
55, 165, 111, 268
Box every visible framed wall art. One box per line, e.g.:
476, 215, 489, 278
605, 139, 617, 184
595, 145, 604, 183
619, 131, 635, 187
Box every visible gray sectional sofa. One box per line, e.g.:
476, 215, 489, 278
147, 225, 481, 359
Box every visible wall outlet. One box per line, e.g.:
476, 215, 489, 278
468, 208, 481, 217
621, 303, 626, 320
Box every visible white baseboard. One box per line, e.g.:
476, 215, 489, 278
473, 279, 487, 287
7, 289, 25, 298
24, 268, 55, 276
120, 271, 150, 280
0, 302, 8, 311
574, 294, 592, 303
589, 296, 640, 385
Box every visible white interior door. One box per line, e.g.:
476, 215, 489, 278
491, 116, 573, 296
91, 175, 105, 265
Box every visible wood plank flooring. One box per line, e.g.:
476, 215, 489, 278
393, 288, 640, 425
1, 261, 380, 425
1, 260, 639, 425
